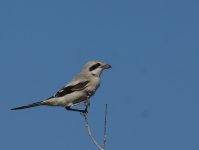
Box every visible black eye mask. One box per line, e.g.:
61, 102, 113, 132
89, 63, 101, 71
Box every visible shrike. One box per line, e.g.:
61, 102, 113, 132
11, 60, 111, 113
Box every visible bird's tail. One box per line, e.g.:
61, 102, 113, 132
11, 101, 44, 110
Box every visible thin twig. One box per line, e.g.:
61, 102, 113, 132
83, 113, 102, 149
82, 104, 108, 150
102, 104, 107, 149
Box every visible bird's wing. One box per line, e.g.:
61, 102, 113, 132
48, 80, 89, 99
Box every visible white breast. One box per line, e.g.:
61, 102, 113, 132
86, 77, 100, 96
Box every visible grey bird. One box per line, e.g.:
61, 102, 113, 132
11, 60, 111, 113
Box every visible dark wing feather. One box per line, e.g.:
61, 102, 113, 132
48, 80, 89, 99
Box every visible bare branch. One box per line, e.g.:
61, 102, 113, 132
83, 113, 102, 149
102, 104, 107, 149
82, 104, 108, 150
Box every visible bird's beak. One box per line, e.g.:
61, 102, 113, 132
102, 64, 112, 69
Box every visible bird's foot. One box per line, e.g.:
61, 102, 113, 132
80, 105, 89, 116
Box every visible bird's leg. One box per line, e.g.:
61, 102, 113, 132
65, 98, 90, 114
65, 107, 88, 113
83, 98, 90, 113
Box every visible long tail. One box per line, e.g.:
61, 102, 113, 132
11, 101, 44, 110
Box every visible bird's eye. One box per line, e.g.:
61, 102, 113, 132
95, 63, 101, 67
89, 63, 101, 71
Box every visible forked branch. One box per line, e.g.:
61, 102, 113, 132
82, 104, 108, 150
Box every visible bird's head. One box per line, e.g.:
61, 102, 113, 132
82, 60, 112, 77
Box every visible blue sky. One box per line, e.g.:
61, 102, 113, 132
1, 0, 199, 149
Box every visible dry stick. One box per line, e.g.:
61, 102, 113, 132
82, 104, 108, 150
102, 104, 107, 149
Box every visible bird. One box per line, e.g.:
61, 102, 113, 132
11, 60, 111, 113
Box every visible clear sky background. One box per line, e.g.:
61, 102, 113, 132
0, 0, 199, 150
